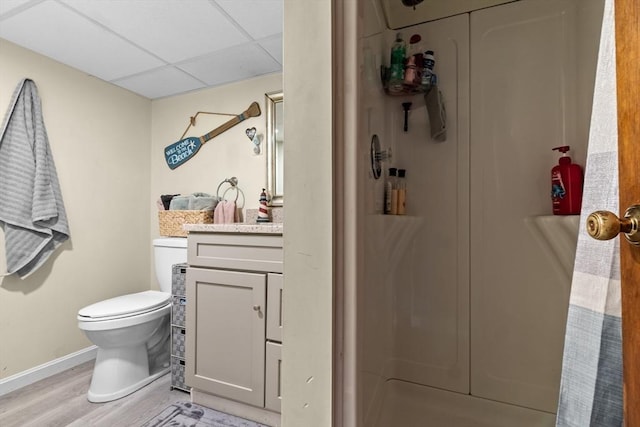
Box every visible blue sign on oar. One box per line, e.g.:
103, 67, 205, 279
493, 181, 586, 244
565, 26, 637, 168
165, 102, 261, 169
165, 137, 202, 169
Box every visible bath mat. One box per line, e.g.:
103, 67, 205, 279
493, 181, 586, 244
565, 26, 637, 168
141, 401, 270, 427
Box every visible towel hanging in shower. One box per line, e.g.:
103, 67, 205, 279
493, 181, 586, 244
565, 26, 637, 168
0, 79, 70, 278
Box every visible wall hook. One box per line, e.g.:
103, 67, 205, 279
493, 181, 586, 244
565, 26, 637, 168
246, 127, 261, 154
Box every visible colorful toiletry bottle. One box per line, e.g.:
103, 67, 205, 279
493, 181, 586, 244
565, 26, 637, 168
388, 33, 406, 93
404, 34, 423, 87
422, 50, 435, 90
551, 146, 583, 215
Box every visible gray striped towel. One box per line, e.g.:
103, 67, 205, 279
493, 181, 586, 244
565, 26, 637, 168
0, 79, 70, 278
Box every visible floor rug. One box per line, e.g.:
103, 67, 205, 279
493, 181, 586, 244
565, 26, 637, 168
141, 401, 270, 427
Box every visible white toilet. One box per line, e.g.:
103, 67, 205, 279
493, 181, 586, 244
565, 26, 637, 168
77, 237, 187, 403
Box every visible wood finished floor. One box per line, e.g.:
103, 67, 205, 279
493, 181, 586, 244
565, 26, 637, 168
0, 361, 188, 427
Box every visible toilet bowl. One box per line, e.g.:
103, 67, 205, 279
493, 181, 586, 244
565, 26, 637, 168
77, 237, 187, 402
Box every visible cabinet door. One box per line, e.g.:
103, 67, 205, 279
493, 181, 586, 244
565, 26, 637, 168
266, 273, 283, 342
186, 267, 266, 407
265, 341, 282, 413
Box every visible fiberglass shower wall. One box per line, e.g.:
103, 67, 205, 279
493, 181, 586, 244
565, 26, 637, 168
360, 0, 603, 420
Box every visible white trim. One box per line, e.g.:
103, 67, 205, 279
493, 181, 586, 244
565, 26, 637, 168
0, 346, 97, 397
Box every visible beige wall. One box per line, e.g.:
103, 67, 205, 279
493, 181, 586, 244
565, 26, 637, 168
0, 39, 151, 378
149, 73, 282, 242
0, 39, 283, 380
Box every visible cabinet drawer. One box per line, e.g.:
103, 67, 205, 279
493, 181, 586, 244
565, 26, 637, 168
265, 341, 282, 413
171, 356, 190, 392
171, 296, 187, 327
188, 233, 283, 273
171, 326, 186, 358
171, 263, 188, 295
267, 273, 283, 342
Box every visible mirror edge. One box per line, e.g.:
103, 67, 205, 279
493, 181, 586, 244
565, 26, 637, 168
266, 90, 284, 206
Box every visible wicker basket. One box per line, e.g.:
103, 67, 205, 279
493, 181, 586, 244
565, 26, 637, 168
158, 210, 213, 237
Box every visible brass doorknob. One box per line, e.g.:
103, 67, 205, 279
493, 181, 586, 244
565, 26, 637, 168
586, 205, 640, 246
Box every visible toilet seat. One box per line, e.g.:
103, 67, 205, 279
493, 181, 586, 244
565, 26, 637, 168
78, 290, 170, 321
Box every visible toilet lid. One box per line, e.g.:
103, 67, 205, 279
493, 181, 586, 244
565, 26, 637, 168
78, 290, 170, 319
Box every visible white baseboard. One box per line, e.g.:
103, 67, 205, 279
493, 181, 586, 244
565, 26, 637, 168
0, 346, 97, 397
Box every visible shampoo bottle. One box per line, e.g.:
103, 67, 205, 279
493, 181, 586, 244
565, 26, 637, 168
551, 146, 583, 215
388, 33, 406, 93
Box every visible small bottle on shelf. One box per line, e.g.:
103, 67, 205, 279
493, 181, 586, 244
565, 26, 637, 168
384, 167, 398, 215
388, 33, 406, 93
404, 55, 417, 86
422, 50, 435, 89
396, 169, 406, 215
405, 34, 423, 87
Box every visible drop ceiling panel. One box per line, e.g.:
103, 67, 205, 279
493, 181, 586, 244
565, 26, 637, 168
63, 0, 249, 63
0, 0, 283, 99
216, 0, 283, 40
114, 67, 206, 99
179, 43, 280, 87
0, 0, 164, 81
0, 0, 32, 16
259, 35, 283, 65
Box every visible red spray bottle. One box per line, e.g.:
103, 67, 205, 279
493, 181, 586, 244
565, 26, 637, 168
551, 146, 583, 215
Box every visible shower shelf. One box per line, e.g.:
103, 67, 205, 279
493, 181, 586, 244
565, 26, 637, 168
380, 66, 434, 97
370, 215, 424, 272
524, 215, 580, 285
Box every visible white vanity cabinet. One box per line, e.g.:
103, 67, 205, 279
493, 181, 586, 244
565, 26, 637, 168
184, 229, 283, 417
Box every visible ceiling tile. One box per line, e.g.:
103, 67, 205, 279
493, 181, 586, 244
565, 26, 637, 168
0, 0, 32, 16
63, 0, 250, 63
0, 0, 165, 81
259, 34, 282, 65
215, 0, 282, 40
178, 42, 281, 87
1, 0, 283, 99
113, 67, 206, 99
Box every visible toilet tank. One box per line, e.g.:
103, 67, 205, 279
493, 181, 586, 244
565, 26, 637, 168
153, 237, 188, 293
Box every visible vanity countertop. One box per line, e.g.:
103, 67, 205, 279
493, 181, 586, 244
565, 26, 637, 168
183, 222, 283, 234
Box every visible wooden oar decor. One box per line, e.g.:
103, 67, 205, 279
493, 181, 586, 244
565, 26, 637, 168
164, 101, 261, 169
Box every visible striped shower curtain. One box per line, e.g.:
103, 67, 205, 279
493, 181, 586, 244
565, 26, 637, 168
555, 0, 623, 426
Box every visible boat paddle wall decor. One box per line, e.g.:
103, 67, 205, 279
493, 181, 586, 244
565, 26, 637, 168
164, 102, 261, 169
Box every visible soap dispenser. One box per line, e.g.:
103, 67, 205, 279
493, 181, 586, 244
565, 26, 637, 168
551, 146, 583, 215
257, 188, 271, 223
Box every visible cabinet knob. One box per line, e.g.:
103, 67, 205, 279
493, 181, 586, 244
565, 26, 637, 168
253, 305, 261, 311
586, 205, 640, 246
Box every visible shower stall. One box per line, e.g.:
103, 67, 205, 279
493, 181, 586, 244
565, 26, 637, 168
355, 0, 604, 425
